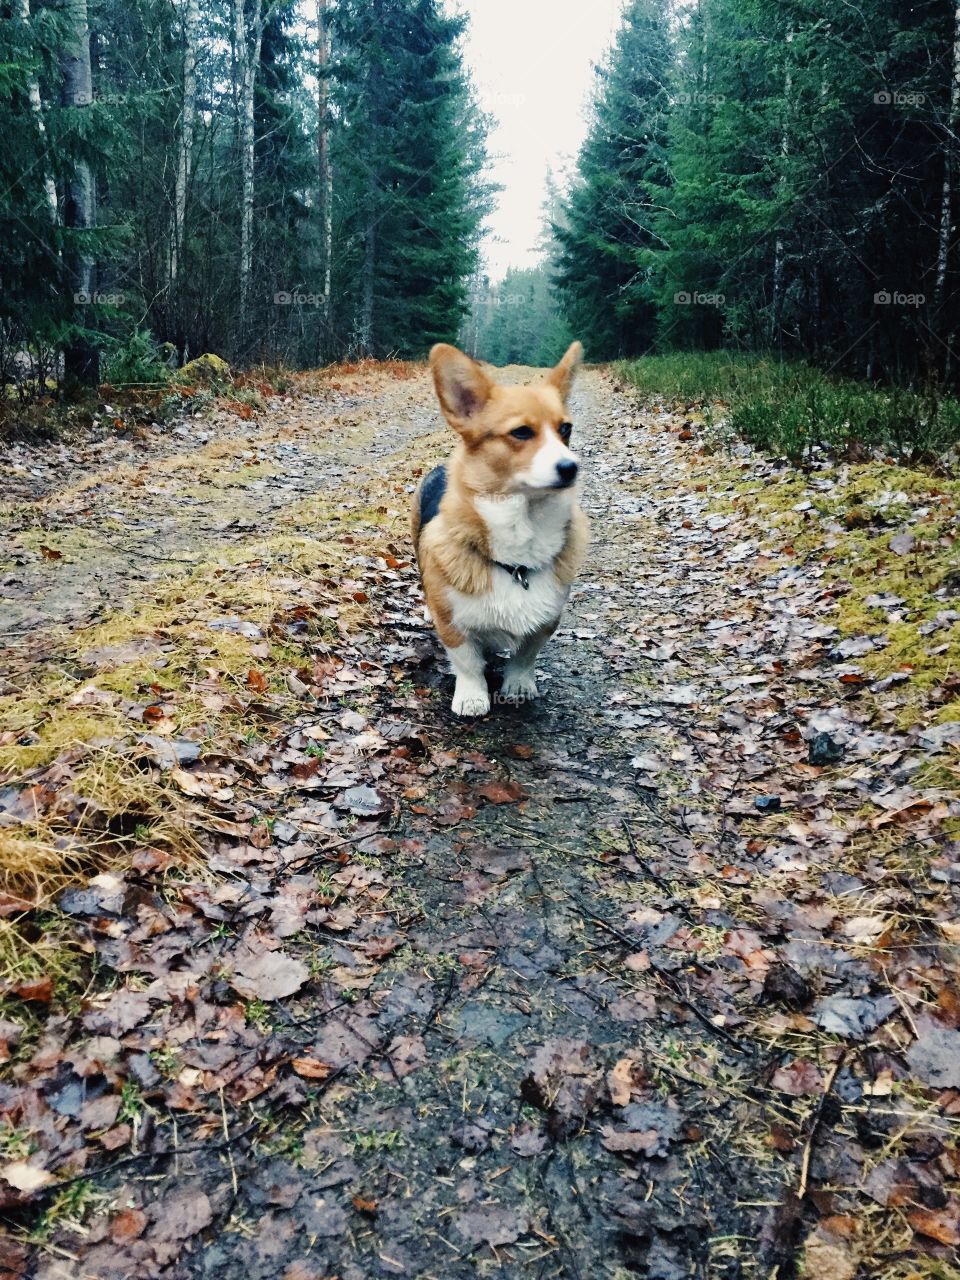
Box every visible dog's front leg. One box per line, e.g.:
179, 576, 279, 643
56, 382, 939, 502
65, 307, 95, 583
447, 640, 490, 717
501, 620, 559, 703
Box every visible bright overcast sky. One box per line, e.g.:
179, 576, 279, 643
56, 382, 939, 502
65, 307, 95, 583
451, 0, 625, 281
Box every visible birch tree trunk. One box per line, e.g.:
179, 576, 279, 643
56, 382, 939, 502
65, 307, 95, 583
317, 0, 333, 327
771, 33, 793, 348
61, 0, 98, 386
360, 179, 376, 357
19, 0, 57, 219
233, 0, 267, 353
935, 3, 960, 310
169, 0, 199, 295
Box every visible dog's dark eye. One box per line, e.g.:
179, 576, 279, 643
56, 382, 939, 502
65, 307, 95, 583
559, 422, 573, 442
510, 426, 536, 441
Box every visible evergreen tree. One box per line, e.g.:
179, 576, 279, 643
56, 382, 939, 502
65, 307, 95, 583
248, 0, 321, 364
0, 0, 492, 382
553, 0, 673, 360
0, 0, 64, 387
465, 264, 572, 367
330, 0, 492, 358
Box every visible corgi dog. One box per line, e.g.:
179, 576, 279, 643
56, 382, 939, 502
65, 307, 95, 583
411, 342, 589, 717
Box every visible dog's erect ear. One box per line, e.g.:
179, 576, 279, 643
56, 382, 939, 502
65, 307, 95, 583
429, 344, 494, 434
546, 341, 584, 401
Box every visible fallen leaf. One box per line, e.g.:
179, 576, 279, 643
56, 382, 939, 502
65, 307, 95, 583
229, 947, 310, 1001
510, 1126, 547, 1157
801, 1229, 858, 1280
388, 1033, 427, 1077
601, 1126, 660, 1155
475, 779, 527, 805
364, 934, 402, 959
908, 1201, 960, 1247
455, 1205, 528, 1247
771, 1060, 826, 1097
292, 1058, 335, 1081
812, 994, 897, 1037
336, 785, 391, 817
7, 977, 53, 1004
1, 1162, 54, 1194
607, 1057, 639, 1107
110, 1207, 148, 1244
906, 1026, 960, 1089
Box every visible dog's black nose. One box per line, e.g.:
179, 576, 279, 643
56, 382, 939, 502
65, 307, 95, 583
556, 460, 579, 487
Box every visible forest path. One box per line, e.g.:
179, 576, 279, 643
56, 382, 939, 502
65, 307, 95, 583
0, 368, 434, 676
6, 367, 957, 1280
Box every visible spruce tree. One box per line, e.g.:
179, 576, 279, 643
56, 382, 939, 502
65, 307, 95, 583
330, 0, 491, 358
553, 0, 673, 359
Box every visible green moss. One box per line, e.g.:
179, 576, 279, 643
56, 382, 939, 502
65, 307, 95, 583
690, 457, 960, 724
177, 353, 232, 386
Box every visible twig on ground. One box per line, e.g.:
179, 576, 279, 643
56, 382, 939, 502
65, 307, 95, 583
797, 1052, 845, 1201
582, 905, 746, 1051
220, 1086, 239, 1196
43, 1120, 262, 1191
620, 817, 696, 921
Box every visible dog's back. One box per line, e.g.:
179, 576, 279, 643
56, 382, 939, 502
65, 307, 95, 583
411, 465, 447, 553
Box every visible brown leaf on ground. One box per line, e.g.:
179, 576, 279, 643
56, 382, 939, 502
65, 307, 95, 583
771, 1060, 826, 1096
455, 1205, 529, 1247
149, 1189, 213, 1243
607, 1056, 645, 1106
0, 892, 34, 917
475, 779, 527, 805
110, 1207, 148, 1244
601, 1126, 660, 1155
229, 944, 310, 1001
521, 1038, 602, 1138
364, 934, 402, 959
8, 978, 53, 1004
799, 1230, 857, 1280
908, 1201, 960, 1246
292, 1057, 335, 1081
388, 1033, 427, 1077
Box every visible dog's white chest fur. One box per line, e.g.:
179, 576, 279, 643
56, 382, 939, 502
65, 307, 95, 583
446, 492, 572, 649
475, 491, 572, 569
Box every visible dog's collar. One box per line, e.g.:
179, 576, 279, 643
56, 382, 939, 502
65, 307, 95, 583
492, 561, 533, 590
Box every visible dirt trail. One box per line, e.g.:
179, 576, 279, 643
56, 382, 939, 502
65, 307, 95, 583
0, 371, 434, 661
3, 367, 959, 1280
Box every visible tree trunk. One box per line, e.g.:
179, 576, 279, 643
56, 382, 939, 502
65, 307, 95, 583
169, 0, 199, 293
935, 0, 960, 380
61, 0, 98, 387
19, 0, 58, 219
360, 180, 377, 357
317, 0, 333, 330
233, 0, 266, 355
771, 35, 793, 348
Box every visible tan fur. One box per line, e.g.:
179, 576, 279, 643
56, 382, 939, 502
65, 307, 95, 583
554, 505, 590, 586
412, 342, 590, 712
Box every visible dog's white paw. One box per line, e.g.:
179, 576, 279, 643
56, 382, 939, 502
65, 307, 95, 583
501, 670, 539, 702
452, 683, 490, 717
